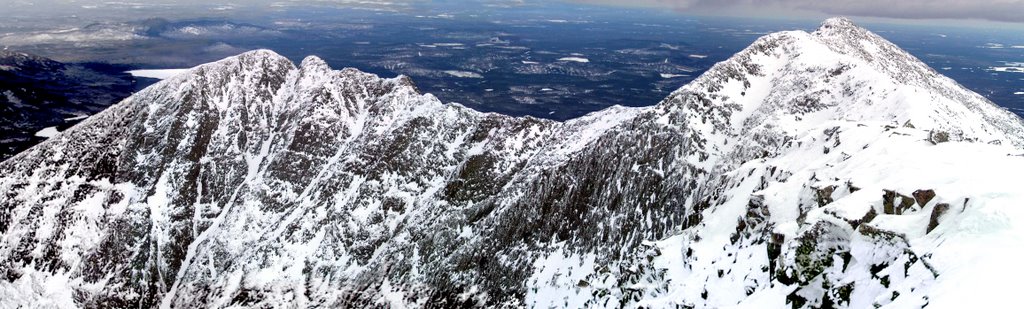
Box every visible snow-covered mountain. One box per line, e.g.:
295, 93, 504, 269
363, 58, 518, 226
2, 17, 1023, 308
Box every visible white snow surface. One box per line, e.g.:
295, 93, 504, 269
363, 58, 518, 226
126, 69, 191, 80
33, 126, 60, 138
557, 57, 590, 63
442, 70, 484, 78
2, 18, 1024, 308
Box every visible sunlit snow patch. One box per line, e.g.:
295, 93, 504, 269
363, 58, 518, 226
989, 67, 1024, 73
557, 57, 589, 63
443, 70, 483, 78
660, 73, 689, 78
988, 62, 1024, 73
127, 69, 190, 80
35, 126, 59, 138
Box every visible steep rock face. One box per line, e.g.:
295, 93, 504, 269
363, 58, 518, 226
2, 18, 1024, 308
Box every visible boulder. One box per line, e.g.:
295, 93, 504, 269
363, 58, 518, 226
927, 203, 951, 233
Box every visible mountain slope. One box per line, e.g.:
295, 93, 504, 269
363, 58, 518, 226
1, 18, 1023, 308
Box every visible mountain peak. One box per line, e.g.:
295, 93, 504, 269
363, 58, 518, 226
813, 16, 875, 42
299, 55, 330, 73
213, 48, 294, 74
673, 17, 1024, 148
818, 16, 858, 31
236, 48, 287, 61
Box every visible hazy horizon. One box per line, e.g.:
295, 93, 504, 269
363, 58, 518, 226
6, 0, 1024, 29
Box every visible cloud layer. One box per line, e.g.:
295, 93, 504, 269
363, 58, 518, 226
12, 0, 1024, 23
574, 0, 1024, 23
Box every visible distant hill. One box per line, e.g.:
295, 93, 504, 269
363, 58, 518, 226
0, 50, 135, 161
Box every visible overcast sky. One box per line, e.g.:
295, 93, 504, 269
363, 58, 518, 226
9, 0, 1024, 24
571, 0, 1024, 23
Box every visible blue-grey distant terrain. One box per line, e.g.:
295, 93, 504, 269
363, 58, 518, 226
2, 1, 1021, 122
